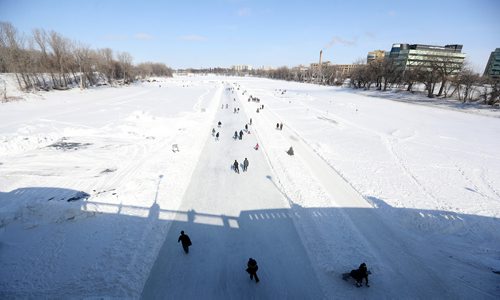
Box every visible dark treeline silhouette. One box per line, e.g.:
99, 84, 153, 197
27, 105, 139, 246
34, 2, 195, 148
180, 60, 499, 106
0, 22, 173, 91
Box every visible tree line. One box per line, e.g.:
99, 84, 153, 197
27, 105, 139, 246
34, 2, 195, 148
186, 58, 499, 106
348, 57, 499, 105
0, 22, 172, 91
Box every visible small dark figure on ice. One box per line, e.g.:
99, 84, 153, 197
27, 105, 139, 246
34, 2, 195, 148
279, 123, 283, 130
234, 131, 238, 140
276, 123, 279, 130
215, 132, 219, 140
218, 121, 222, 128
178, 230, 192, 254
287, 146, 294, 155
233, 160, 239, 173
243, 158, 249, 172
343, 263, 370, 287
245, 124, 248, 131
239, 130, 243, 140
246, 258, 260, 283
249, 118, 252, 125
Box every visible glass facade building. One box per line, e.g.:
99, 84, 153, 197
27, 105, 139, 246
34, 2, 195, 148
483, 48, 500, 79
389, 43, 466, 74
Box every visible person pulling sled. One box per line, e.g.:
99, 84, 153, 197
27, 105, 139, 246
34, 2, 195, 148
342, 263, 370, 287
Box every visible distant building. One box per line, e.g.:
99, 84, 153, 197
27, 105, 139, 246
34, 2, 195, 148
389, 43, 466, 74
310, 61, 331, 69
334, 64, 363, 75
367, 50, 386, 63
483, 48, 500, 79
232, 65, 253, 72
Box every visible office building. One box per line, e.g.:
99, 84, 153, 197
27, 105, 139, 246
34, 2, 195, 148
389, 43, 466, 74
367, 50, 386, 63
483, 48, 500, 79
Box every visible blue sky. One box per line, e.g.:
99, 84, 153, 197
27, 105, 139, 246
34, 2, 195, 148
1, 0, 499, 71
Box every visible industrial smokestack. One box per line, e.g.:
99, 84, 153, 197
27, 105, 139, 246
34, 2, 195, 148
319, 50, 323, 67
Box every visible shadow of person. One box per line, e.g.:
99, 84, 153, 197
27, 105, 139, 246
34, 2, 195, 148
187, 209, 196, 223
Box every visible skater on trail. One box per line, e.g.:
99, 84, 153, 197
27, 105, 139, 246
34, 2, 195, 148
234, 131, 238, 140
243, 158, 249, 172
280, 123, 283, 130
233, 160, 239, 173
349, 263, 370, 287
245, 124, 248, 132
178, 231, 192, 254
212, 128, 216, 136
234, 108, 237, 113
254, 143, 259, 150
250, 118, 252, 125
215, 132, 219, 140
246, 258, 260, 283
276, 123, 279, 130
221, 104, 224, 109
218, 121, 222, 128
239, 130, 243, 140
237, 108, 240, 113
226, 104, 228, 109
287, 146, 294, 155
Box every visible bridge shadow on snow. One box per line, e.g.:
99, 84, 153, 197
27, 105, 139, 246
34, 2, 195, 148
0, 186, 499, 298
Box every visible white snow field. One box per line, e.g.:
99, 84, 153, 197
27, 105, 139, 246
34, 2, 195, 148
1, 76, 499, 299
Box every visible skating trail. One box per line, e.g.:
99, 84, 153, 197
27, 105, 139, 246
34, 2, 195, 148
141, 87, 325, 299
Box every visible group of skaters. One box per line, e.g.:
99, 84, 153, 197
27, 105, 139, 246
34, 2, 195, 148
179, 230, 370, 286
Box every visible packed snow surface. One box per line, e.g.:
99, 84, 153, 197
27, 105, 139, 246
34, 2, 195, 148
0, 76, 499, 299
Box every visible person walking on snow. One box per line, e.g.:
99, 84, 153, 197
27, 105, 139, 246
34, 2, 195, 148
233, 160, 239, 173
246, 258, 260, 283
254, 143, 259, 150
212, 128, 216, 136
243, 158, 249, 172
178, 231, 192, 254
239, 130, 243, 140
280, 123, 283, 130
215, 132, 219, 140
234, 131, 238, 140
245, 124, 248, 132
249, 118, 252, 125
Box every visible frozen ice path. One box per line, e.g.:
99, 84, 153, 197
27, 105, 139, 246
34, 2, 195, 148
141, 87, 325, 299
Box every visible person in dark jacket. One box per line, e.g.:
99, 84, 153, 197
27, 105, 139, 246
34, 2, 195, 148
279, 123, 283, 130
276, 123, 279, 130
246, 258, 260, 283
234, 131, 238, 140
350, 263, 369, 287
239, 130, 243, 140
178, 231, 192, 254
233, 160, 239, 173
243, 158, 249, 172
215, 132, 219, 140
